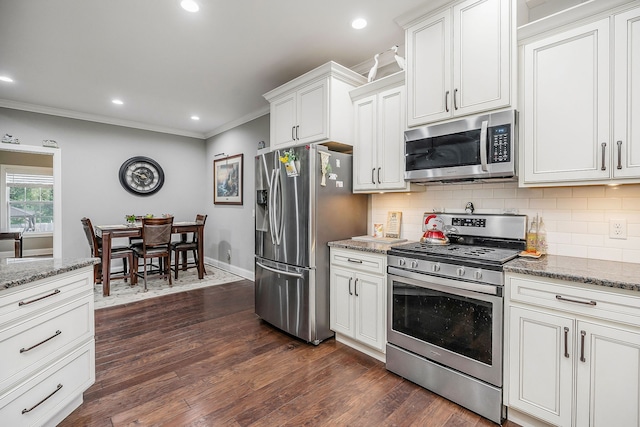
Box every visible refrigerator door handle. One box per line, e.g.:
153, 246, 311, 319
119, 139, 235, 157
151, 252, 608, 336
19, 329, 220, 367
267, 169, 277, 245
273, 168, 284, 245
256, 261, 304, 279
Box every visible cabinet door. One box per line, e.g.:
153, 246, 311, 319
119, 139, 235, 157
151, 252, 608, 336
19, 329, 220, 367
406, 9, 451, 126
271, 93, 297, 148
353, 95, 378, 191
508, 306, 574, 427
453, 0, 511, 116
613, 7, 640, 179
377, 86, 407, 190
329, 266, 355, 337
575, 321, 640, 427
297, 79, 328, 144
353, 272, 385, 352
522, 19, 610, 184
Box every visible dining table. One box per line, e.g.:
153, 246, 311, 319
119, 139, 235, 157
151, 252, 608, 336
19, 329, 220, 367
0, 229, 23, 258
95, 221, 205, 296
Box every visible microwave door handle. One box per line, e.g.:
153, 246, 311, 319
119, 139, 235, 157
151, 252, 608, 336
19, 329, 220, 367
480, 120, 489, 172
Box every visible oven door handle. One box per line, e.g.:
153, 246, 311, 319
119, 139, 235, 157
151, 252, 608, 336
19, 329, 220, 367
387, 266, 502, 296
480, 120, 489, 172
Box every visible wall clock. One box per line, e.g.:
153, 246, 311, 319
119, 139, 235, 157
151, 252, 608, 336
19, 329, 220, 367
119, 156, 165, 196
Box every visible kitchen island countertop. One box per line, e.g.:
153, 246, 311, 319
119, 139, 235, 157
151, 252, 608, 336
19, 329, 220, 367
328, 239, 412, 255
0, 257, 99, 293
504, 254, 640, 292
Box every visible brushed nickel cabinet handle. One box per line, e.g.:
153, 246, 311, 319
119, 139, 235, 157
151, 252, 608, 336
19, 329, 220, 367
354, 278, 359, 297
564, 327, 570, 358
22, 384, 63, 414
445, 90, 450, 112
580, 330, 586, 362
556, 295, 596, 306
291, 126, 295, 141
347, 258, 363, 264
295, 125, 299, 140
601, 142, 607, 170
371, 168, 375, 184
377, 167, 381, 184
348, 277, 353, 296
454, 88, 459, 110
20, 330, 62, 353
617, 140, 623, 169
19, 289, 60, 306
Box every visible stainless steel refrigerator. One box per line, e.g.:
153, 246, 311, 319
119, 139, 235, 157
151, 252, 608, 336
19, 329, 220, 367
255, 144, 367, 344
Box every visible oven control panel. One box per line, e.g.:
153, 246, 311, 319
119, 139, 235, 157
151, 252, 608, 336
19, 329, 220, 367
387, 255, 504, 287
452, 217, 486, 228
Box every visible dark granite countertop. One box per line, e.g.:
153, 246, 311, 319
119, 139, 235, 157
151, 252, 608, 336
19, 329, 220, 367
328, 239, 412, 255
0, 257, 99, 292
504, 255, 640, 292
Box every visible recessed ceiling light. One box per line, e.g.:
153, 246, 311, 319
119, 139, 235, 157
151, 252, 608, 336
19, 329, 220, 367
181, 0, 199, 12
0, 76, 14, 83
112, 99, 124, 105
352, 18, 367, 30
191, 115, 200, 121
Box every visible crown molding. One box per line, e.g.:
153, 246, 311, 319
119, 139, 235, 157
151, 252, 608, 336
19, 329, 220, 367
204, 105, 270, 139
0, 99, 206, 139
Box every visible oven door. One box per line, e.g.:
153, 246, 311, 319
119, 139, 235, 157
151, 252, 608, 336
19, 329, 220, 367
387, 267, 503, 387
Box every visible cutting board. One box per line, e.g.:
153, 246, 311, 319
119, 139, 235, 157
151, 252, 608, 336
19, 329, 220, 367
352, 235, 407, 244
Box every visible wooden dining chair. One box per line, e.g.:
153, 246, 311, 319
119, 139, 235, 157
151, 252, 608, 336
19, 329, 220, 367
132, 216, 174, 291
81, 217, 135, 285
171, 214, 207, 279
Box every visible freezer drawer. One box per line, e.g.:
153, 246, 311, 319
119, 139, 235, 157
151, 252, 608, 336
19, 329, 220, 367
255, 258, 330, 344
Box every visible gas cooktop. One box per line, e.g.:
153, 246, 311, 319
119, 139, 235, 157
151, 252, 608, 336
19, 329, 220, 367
390, 242, 521, 265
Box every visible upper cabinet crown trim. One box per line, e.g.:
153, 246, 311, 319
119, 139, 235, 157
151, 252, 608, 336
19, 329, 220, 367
263, 61, 366, 102
349, 71, 405, 101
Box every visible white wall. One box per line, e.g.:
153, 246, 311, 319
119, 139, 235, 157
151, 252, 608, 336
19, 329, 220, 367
0, 107, 206, 259
371, 181, 640, 264
205, 114, 269, 280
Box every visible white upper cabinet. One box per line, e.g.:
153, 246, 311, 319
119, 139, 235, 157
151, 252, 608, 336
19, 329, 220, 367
613, 7, 640, 178
520, 4, 640, 186
264, 62, 366, 151
405, 0, 512, 127
350, 72, 423, 193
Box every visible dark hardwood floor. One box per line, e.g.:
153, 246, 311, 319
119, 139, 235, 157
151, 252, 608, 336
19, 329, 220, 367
60, 279, 521, 427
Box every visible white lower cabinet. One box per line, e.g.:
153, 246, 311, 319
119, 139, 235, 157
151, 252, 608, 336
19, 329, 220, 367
0, 267, 96, 427
330, 248, 386, 361
505, 273, 640, 427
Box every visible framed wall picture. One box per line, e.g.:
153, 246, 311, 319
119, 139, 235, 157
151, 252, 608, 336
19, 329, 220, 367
213, 154, 243, 205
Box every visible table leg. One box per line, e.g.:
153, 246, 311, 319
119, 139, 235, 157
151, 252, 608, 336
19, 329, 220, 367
197, 225, 204, 279
102, 231, 112, 296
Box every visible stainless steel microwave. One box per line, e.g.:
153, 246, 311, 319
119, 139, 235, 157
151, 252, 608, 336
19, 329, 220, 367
404, 110, 517, 183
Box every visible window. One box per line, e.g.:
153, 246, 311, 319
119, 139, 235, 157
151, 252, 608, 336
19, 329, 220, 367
2, 165, 54, 234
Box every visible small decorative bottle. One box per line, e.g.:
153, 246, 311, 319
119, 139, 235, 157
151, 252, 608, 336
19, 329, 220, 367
537, 218, 547, 255
526, 218, 538, 252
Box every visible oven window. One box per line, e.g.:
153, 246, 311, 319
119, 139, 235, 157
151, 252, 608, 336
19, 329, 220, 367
392, 282, 493, 365
405, 130, 481, 171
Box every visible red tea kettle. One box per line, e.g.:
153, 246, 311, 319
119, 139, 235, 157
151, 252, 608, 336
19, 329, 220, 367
420, 214, 450, 245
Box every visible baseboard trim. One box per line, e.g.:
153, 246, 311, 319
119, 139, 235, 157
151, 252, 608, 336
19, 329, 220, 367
205, 257, 254, 281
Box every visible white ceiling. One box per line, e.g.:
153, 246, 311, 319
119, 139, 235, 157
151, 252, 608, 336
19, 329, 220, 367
0, 0, 429, 139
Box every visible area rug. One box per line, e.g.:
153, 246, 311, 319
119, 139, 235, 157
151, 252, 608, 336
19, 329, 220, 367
94, 265, 243, 309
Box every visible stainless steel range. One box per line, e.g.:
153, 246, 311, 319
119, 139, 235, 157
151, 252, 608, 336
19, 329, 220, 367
386, 213, 527, 424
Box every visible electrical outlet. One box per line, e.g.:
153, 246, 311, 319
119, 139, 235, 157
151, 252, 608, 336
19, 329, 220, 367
609, 219, 627, 239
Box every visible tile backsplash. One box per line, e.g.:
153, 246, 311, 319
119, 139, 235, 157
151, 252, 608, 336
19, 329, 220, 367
371, 182, 640, 264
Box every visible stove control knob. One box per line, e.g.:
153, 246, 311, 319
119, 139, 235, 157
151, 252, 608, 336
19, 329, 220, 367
473, 270, 483, 280
398, 258, 406, 266
411, 260, 419, 269
431, 263, 440, 272
457, 267, 465, 277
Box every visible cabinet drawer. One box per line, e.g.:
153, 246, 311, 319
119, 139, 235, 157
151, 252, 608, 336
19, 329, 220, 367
0, 341, 95, 427
0, 270, 92, 327
0, 296, 94, 393
508, 274, 640, 327
331, 249, 386, 275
